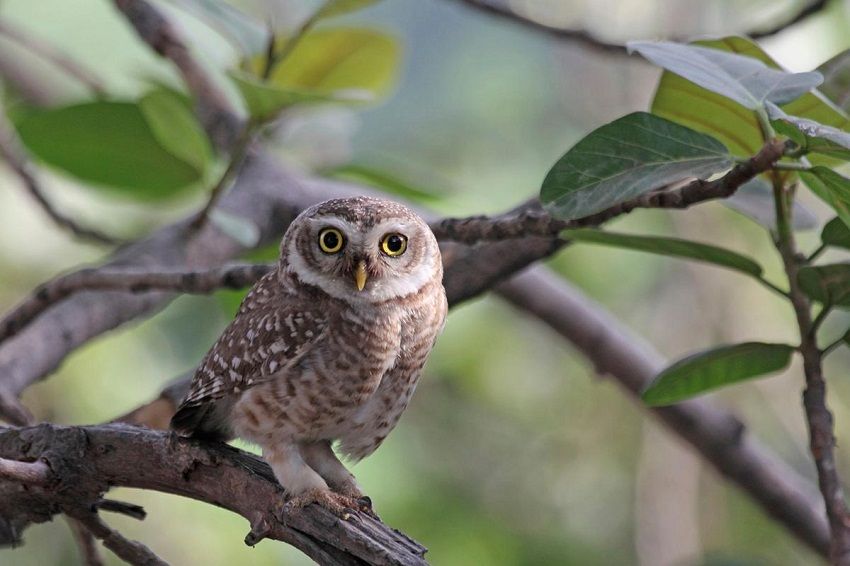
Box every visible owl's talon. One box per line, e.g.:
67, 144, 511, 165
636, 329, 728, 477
283, 489, 360, 520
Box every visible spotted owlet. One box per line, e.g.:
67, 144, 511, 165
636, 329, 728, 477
171, 196, 447, 512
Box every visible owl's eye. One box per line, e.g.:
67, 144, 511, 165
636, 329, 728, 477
318, 228, 345, 254
380, 233, 408, 257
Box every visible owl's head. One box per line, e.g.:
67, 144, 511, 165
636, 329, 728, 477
280, 196, 442, 304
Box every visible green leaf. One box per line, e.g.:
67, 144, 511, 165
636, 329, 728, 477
642, 342, 795, 406
651, 37, 849, 159
628, 40, 822, 109
563, 228, 763, 277
228, 71, 366, 120
325, 164, 442, 203
541, 112, 733, 219
799, 167, 850, 229
817, 49, 850, 113
264, 28, 400, 98
766, 102, 850, 161
15, 101, 203, 198
725, 178, 817, 231
316, 0, 383, 19
168, 0, 269, 56
822, 217, 850, 249
798, 263, 850, 307
139, 88, 213, 171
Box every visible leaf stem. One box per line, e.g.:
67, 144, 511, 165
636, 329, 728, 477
772, 161, 810, 172
822, 333, 849, 357
808, 243, 827, 263
261, 7, 323, 80
756, 107, 776, 142
810, 304, 832, 339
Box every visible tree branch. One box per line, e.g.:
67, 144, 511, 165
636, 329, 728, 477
0, 109, 123, 245
495, 266, 831, 558
0, 138, 787, 347
66, 511, 167, 566
0, 19, 106, 96
447, 0, 831, 52
0, 423, 427, 565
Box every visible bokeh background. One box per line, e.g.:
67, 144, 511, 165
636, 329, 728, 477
2, 0, 850, 564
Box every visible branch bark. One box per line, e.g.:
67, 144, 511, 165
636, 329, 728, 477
0, 423, 427, 566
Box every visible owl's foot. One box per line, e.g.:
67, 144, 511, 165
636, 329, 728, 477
283, 488, 362, 520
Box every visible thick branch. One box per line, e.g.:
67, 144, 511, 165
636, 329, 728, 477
448, 0, 830, 52
0, 139, 787, 346
0, 423, 427, 565
496, 266, 831, 558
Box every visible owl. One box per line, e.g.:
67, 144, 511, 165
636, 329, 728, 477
171, 196, 447, 514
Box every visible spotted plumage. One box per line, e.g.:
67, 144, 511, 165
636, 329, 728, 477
172, 196, 447, 512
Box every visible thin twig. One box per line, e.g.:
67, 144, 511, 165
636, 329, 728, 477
191, 124, 257, 231
66, 518, 106, 566
0, 19, 107, 96
772, 178, 850, 564
449, 0, 831, 52
0, 263, 273, 343
0, 456, 51, 484
96, 499, 147, 521
0, 110, 123, 245
809, 243, 827, 263
68, 511, 168, 566
822, 332, 849, 357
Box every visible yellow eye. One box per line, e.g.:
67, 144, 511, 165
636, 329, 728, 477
318, 228, 344, 254
380, 233, 407, 257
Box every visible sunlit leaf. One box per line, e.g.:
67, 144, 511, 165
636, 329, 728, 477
168, 0, 269, 56
767, 102, 850, 161
817, 48, 850, 113
651, 37, 849, 160
264, 28, 400, 98
15, 101, 203, 197
724, 178, 817, 231
800, 167, 850, 229
629, 40, 822, 109
210, 209, 260, 247
229, 71, 362, 119
563, 229, 763, 277
798, 263, 850, 307
822, 217, 850, 249
541, 112, 733, 220
642, 342, 795, 406
140, 88, 213, 171
316, 0, 383, 19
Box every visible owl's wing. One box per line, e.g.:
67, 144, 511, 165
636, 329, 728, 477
170, 282, 327, 438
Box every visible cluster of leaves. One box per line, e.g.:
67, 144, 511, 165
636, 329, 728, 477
539, 36, 850, 406
6, 0, 399, 204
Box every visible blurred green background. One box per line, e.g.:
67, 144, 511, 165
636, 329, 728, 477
1, 0, 850, 564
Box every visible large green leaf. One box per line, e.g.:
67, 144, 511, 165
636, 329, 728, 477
642, 342, 795, 406
316, 0, 383, 19
265, 28, 399, 97
15, 101, 204, 198
629, 40, 822, 109
822, 217, 850, 249
798, 264, 850, 307
168, 0, 269, 56
651, 37, 849, 159
563, 228, 763, 277
817, 49, 850, 113
541, 112, 733, 220
139, 89, 213, 171
799, 167, 850, 229
725, 178, 817, 231
766, 102, 850, 161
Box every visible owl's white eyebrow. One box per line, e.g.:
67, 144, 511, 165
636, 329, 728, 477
365, 221, 416, 240
308, 217, 354, 232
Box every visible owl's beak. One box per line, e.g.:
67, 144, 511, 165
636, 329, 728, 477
354, 260, 368, 291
